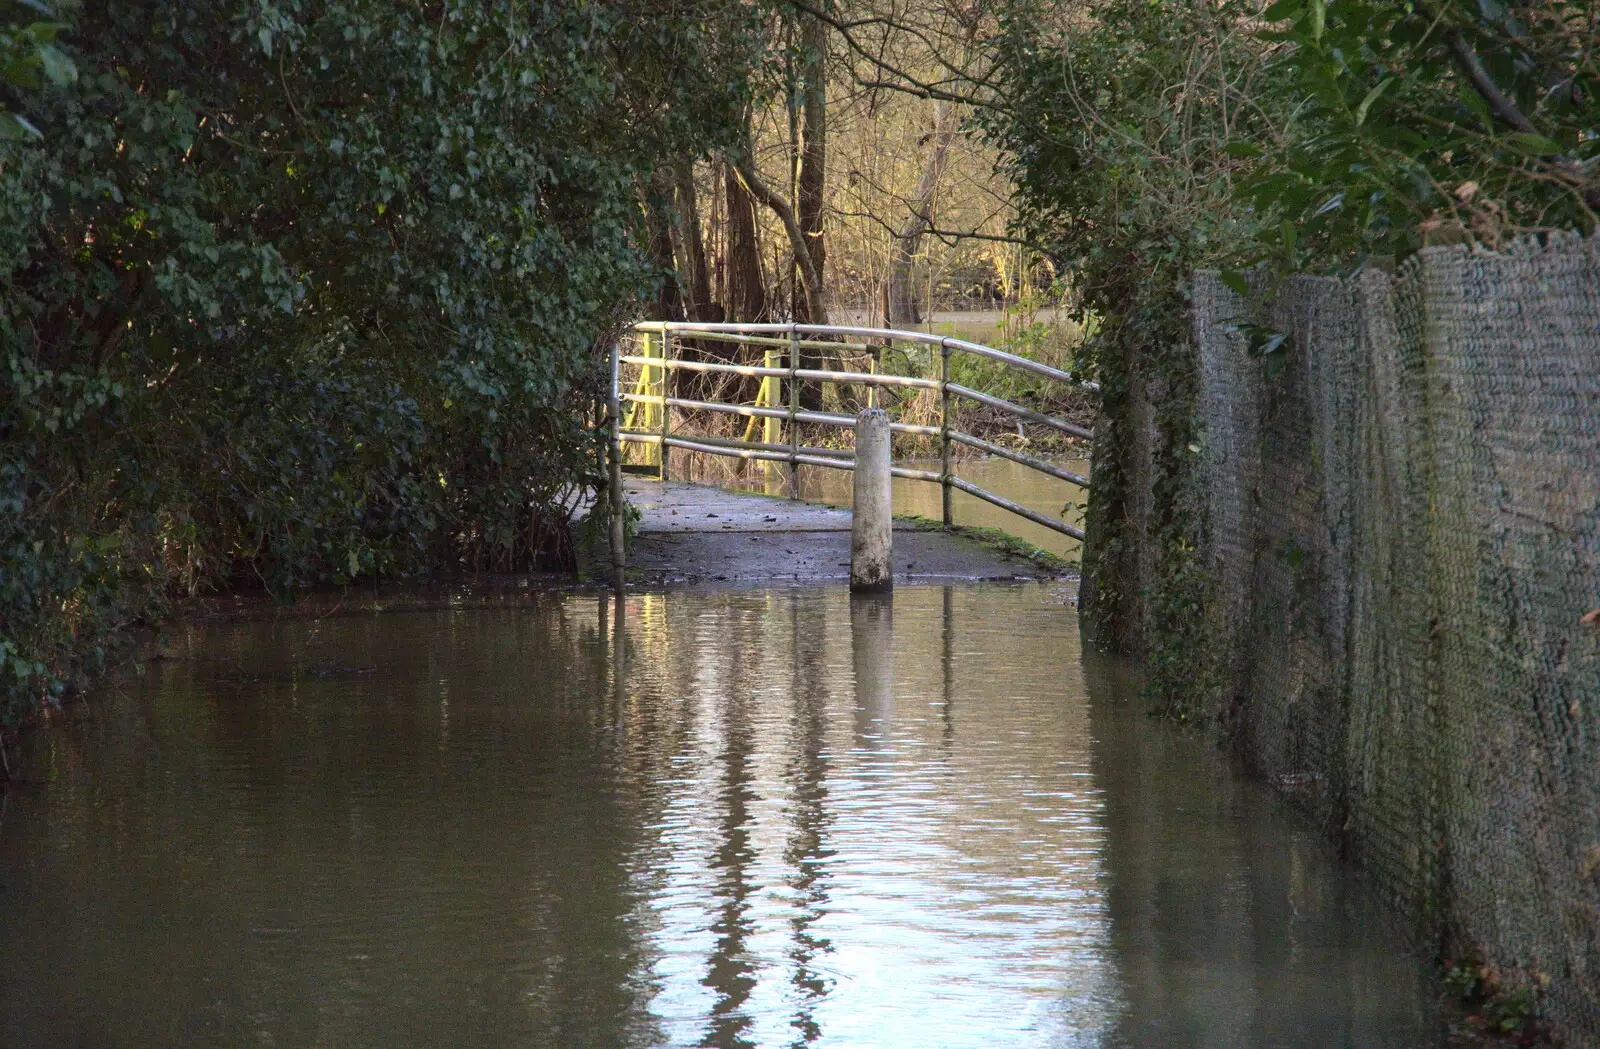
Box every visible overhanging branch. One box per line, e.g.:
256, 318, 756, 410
832, 206, 1034, 247
734, 157, 825, 301
785, 0, 1002, 109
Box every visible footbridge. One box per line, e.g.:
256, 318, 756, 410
600, 321, 1096, 582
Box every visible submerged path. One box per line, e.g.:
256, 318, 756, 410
623, 478, 1065, 586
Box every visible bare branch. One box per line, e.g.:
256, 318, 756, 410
734, 156, 825, 307
1409, 0, 1536, 134
785, 0, 1001, 108
832, 206, 1033, 246
1409, 0, 1599, 209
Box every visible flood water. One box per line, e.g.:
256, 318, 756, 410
0, 585, 1436, 1048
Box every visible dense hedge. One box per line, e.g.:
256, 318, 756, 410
0, 0, 760, 724
983, 0, 1596, 711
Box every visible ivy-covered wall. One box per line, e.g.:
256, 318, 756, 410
1075, 285, 1220, 717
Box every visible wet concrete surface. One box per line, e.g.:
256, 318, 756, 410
624, 478, 1061, 585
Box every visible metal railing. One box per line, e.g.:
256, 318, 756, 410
608, 321, 1095, 543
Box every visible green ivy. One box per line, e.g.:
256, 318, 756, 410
982, 0, 1258, 714
1239, 0, 1597, 263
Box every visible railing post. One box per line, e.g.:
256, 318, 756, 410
787, 323, 800, 500
657, 328, 672, 482
940, 336, 953, 528
851, 408, 893, 592
608, 339, 626, 588
763, 347, 783, 494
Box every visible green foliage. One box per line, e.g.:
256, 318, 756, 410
983, 0, 1595, 715
0, 1, 76, 140
945, 326, 1087, 425
0, 0, 761, 726
1444, 951, 1551, 1039
981, 0, 1259, 711
1244, 0, 1598, 261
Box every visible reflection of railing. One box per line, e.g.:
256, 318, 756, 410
608, 321, 1095, 541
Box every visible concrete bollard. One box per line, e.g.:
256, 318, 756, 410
851, 408, 893, 592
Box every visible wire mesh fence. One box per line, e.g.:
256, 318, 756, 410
1188, 232, 1599, 1045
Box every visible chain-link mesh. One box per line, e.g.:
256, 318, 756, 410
1193, 232, 1600, 1045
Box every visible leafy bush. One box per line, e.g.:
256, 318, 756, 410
982, 0, 1595, 711
0, 0, 761, 725
981, 0, 1270, 704
1241, 0, 1598, 262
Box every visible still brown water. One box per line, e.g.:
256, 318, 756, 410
0, 585, 1434, 1048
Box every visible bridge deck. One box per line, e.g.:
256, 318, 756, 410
622, 478, 1066, 586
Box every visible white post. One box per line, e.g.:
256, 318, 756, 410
851, 408, 893, 592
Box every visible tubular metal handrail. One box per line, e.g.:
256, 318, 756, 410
612, 320, 1092, 543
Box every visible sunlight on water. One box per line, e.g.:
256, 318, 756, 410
0, 586, 1434, 1048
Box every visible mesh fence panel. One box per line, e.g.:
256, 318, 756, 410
1192, 232, 1600, 1045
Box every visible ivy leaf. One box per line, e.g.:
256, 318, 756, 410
1312, 192, 1345, 216
1508, 132, 1563, 156
38, 44, 75, 86
1220, 270, 1251, 296
1354, 77, 1393, 126
0, 112, 43, 140
2, 57, 41, 89
1250, 330, 1289, 357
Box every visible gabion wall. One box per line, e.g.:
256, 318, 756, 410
1191, 233, 1599, 1045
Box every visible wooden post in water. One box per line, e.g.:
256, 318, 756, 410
850, 408, 893, 592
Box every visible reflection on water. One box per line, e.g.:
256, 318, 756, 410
0, 587, 1434, 1048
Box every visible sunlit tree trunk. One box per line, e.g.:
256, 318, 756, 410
796, 14, 828, 324
886, 101, 958, 328
793, 11, 829, 408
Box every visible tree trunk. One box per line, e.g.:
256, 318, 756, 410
723, 160, 769, 325
886, 101, 958, 328
794, 11, 828, 407
736, 158, 826, 336
643, 169, 685, 322
673, 162, 715, 322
